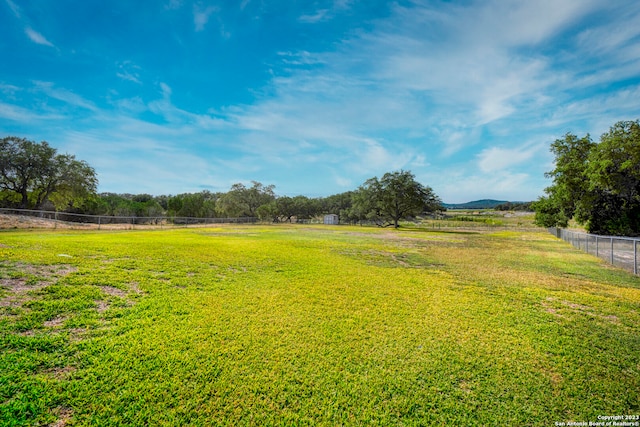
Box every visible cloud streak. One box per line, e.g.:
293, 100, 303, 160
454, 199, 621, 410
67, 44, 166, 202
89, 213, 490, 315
25, 27, 54, 46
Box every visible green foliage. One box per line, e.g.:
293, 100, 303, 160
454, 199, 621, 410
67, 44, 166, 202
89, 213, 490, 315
535, 120, 640, 235
256, 200, 279, 221
586, 121, 640, 235
174, 191, 218, 218
216, 181, 276, 217
352, 170, 442, 228
290, 195, 319, 220
532, 196, 569, 228
256, 195, 323, 223
275, 196, 296, 222
320, 191, 354, 215
0, 136, 97, 210
494, 201, 533, 211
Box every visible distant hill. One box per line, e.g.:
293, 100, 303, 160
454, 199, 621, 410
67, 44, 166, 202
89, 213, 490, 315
442, 199, 509, 209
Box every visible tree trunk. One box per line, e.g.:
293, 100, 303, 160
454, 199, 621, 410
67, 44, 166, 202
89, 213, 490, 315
20, 189, 29, 209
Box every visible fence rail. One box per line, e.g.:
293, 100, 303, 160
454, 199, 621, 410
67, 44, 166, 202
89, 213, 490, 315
0, 208, 257, 229
548, 227, 640, 275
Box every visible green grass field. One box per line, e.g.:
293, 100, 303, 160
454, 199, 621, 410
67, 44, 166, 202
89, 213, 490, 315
1, 225, 639, 426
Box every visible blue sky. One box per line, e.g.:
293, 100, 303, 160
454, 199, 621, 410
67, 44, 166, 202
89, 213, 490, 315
1, 0, 640, 203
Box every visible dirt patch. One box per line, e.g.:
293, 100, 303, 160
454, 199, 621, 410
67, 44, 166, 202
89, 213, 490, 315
129, 282, 143, 294
0, 214, 88, 230
0, 263, 77, 308
1, 213, 193, 230
44, 316, 67, 328
96, 282, 144, 313
67, 328, 90, 343
50, 407, 74, 427
541, 304, 567, 319
563, 301, 592, 311
1, 277, 40, 293
1, 262, 78, 280
542, 297, 620, 324
1, 277, 49, 308
43, 365, 77, 380
601, 314, 620, 324
337, 248, 443, 269
95, 300, 110, 313
100, 285, 128, 298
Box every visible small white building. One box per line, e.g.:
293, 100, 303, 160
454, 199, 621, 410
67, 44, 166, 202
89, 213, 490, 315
323, 214, 339, 225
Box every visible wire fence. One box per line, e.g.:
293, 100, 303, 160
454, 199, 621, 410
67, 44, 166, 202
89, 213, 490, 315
420, 220, 541, 232
6, 209, 637, 274
548, 227, 640, 275
0, 208, 257, 229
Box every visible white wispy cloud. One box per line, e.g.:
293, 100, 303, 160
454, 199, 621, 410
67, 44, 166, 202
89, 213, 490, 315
159, 82, 172, 98
0, 83, 20, 99
0, 101, 65, 122
436, 169, 535, 203
33, 81, 97, 111
575, 2, 640, 55
25, 27, 54, 47
358, 1, 590, 129
116, 61, 142, 84
112, 97, 147, 115
5, 0, 56, 48
207, 0, 637, 199
4, 0, 21, 18
277, 51, 326, 66
60, 128, 223, 195
298, 0, 353, 23
193, 4, 218, 32
299, 9, 329, 24
477, 143, 543, 174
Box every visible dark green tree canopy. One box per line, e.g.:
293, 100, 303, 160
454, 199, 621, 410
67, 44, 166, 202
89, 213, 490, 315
0, 136, 97, 209
216, 181, 276, 217
352, 170, 442, 228
534, 120, 640, 236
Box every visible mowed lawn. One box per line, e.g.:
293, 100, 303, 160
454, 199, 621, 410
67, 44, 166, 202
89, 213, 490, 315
1, 225, 639, 426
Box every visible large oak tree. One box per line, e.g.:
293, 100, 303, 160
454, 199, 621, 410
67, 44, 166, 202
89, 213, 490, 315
216, 181, 276, 217
0, 136, 97, 209
353, 170, 442, 228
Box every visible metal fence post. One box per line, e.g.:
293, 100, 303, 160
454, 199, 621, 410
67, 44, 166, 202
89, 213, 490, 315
585, 234, 588, 253
547, 226, 640, 275
611, 237, 614, 264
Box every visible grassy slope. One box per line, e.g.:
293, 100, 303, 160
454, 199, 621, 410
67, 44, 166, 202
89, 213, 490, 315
0, 225, 639, 426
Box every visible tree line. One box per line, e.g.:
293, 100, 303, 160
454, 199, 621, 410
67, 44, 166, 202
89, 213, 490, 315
534, 119, 640, 236
1, 136, 443, 227
494, 202, 533, 211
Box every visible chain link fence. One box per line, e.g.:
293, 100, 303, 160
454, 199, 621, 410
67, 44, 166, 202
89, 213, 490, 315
0, 208, 257, 229
548, 227, 640, 275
